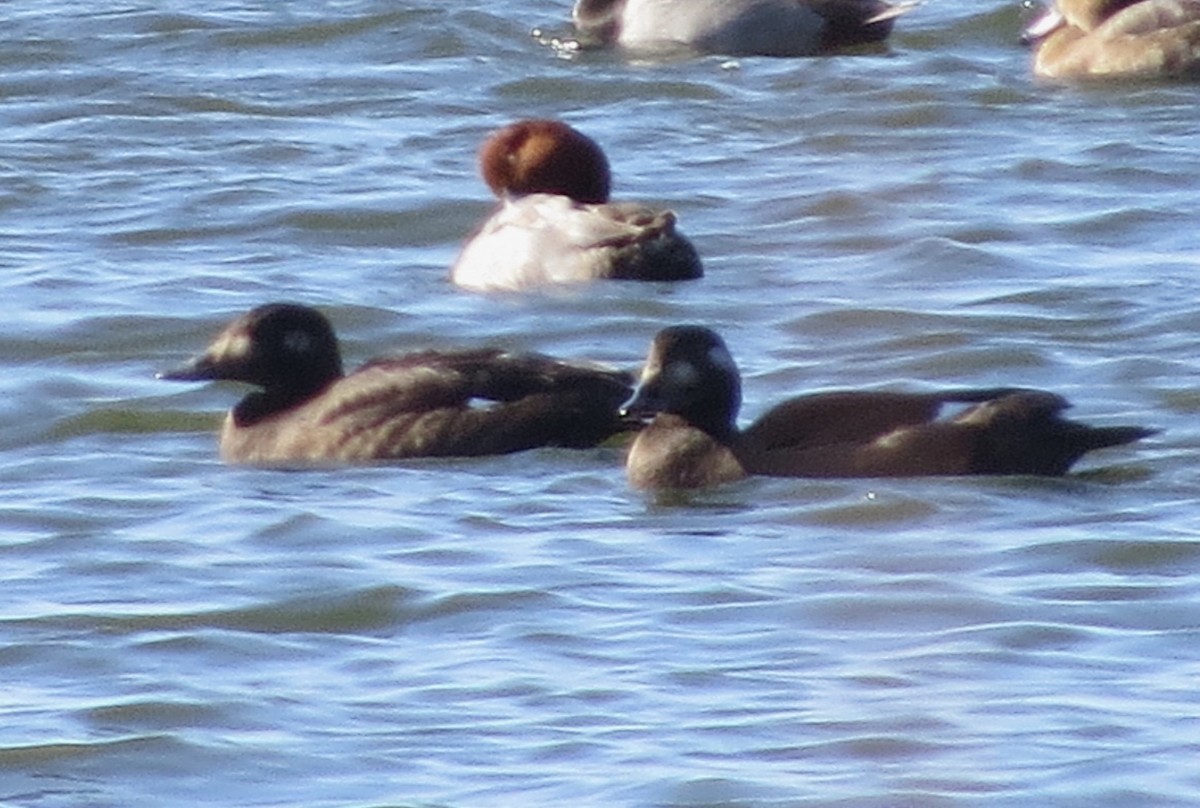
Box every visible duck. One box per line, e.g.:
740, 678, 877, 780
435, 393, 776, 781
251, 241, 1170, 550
159, 303, 635, 465
1022, 0, 1200, 79
620, 325, 1154, 489
571, 0, 917, 57
449, 119, 702, 292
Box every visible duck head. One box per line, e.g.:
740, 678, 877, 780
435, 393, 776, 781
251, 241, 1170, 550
622, 325, 742, 440
160, 303, 344, 400
478, 119, 613, 205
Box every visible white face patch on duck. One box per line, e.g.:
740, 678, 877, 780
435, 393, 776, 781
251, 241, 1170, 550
662, 359, 701, 393
281, 329, 314, 357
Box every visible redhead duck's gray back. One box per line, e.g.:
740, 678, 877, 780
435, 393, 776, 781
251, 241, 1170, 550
1024, 0, 1200, 79
621, 326, 1154, 490
161, 303, 635, 465
573, 0, 916, 57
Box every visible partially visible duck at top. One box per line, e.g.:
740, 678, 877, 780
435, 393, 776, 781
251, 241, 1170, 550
159, 303, 635, 465
572, 0, 918, 58
1023, 0, 1200, 79
449, 119, 702, 293
621, 326, 1154, 490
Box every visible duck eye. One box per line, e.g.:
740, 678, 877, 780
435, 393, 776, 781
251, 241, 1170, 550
281, 329, 313, 355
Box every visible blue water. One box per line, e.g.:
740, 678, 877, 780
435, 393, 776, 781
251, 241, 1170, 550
2, 1, 1200, 806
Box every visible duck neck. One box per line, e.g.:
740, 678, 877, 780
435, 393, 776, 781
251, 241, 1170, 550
232, 374, 337, 426
685, 404, 739, 445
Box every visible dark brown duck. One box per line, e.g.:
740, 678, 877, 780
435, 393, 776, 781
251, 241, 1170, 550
622, 326, 1154, 490
160, 303, 634, 465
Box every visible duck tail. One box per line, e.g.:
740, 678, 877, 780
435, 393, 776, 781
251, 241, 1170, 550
968, 392, 1155, 475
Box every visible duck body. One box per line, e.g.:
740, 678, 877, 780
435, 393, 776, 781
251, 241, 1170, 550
452, 194, 700, 291
622, 326, 1154, 490
450, 119, 702, 292
572, 0, 915, 57
1024, 0, 1200, 79
161, 304, 634, 465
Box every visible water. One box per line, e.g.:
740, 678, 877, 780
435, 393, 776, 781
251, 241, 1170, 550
2, 1, 1200, 806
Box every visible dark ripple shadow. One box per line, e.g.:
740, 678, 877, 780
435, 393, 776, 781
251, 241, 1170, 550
2, 585, 416, 636
1011, 538, 1200, 577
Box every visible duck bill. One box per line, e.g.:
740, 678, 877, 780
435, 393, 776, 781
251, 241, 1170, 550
1021, 6, 1064, 45
157, 353, 224, 382
157, 346, 256, 382
619, 377, 666, 420
158, 327, 255, 382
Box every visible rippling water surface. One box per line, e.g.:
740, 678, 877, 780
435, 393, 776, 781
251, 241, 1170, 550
3, 1, 1200, 806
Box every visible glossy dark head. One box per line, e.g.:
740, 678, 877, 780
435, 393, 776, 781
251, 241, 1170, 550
622, 325, 742, 439
478, 119, 612, 205
160, 303, 343, 399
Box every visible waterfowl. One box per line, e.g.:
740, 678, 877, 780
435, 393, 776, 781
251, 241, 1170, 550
572, 0, 917, 57
621, 326, 1154, 489
160, 303, 634, 465
449, 119, 702, 292
1023, 0, 1200, 79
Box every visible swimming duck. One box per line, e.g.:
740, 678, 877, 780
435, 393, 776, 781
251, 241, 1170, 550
572, 0, 917, 57
449, 119, 702, 292
1023, 0, 1200, 79
160, 303, 635, 465
621, 326, 1154, 489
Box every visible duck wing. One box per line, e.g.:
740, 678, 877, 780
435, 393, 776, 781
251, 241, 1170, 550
738, 388, 1023, 453
317, 349, 634, 458
1102, 0, 1200, 37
